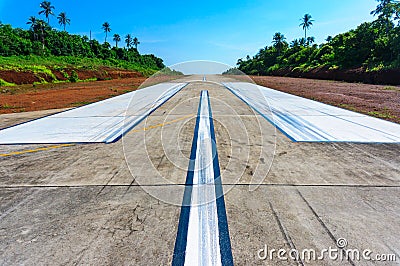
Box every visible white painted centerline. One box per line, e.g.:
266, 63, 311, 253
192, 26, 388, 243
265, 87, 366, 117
224, 82, 400, 143
0, 83, 187, 144
173, 91, 233, 266
186, 91, 222, 266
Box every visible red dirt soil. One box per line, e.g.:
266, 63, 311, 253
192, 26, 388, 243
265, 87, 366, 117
0, 67, 143, 85
0, 78, 146, 114
250, 76, 400, 123
269, 66, 400, 85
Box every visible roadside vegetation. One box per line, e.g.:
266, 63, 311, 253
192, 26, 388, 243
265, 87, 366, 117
0, 1, 166, 84
233, 0, 400, 79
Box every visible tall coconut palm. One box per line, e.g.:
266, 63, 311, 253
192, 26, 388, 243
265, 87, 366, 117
102, 22, 111, 43
39, 1, 55, 24
272, 32, 286, 56
34, 19, 47, 50
371, 0, 399, 32
133, 37, 140, 49
125, 34, 132, 48
371, 0, 393, 16
113, 34, 121, 48
300, 14, 314, 40
27, 16, 39, 41
26, 16, 37, 29
57, 12, 70, 31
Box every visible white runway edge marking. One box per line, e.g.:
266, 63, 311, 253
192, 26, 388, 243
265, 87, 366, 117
0, 83, 187, 144
173, 91, 233, 266
223, 82, 400, 143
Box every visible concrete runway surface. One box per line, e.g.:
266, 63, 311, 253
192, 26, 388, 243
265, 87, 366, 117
0, 75, 399, 265
0, 82, 187, 144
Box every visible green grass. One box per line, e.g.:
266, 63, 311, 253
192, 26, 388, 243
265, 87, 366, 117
338, 104, 396, 120
70, 101, 92, 107
83, 78, 98, 82
367, 110, 396, 119
383, 86, 400, 91
338, 103, 359, 112
0, 103, 20, 109
0, 55, 159, 77
52, 80, 69, 84
0, 78, 16, 87
33, 80, 48, 86
30, 65, 56, 79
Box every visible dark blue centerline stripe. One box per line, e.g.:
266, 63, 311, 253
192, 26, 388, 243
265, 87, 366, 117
172, 91, 234, 266
172, 91, 203, 266
207, 92, 234, 266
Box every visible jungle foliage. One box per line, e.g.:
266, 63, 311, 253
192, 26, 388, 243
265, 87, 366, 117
0, 1, 165, 75
236, 0, 400, 75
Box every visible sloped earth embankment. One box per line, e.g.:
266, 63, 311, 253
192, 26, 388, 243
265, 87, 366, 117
270, 67, 400, 85
0, 74, 183, 114
0, 67, 143, 85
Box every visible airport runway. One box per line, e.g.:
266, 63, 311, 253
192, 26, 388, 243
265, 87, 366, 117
0, 75, 399, 265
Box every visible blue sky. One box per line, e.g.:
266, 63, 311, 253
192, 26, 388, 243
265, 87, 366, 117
0, 0, 377, 68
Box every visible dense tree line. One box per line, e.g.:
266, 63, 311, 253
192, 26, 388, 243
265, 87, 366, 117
236, 0, 400, 75
0, 1, 164, 71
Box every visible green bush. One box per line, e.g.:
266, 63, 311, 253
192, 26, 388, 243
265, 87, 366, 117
69, 70, 79, 82
237, 17, 400, 75
0, 22, 165, 76
0, 78, 16, 86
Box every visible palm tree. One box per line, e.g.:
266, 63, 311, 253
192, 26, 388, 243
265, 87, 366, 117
125, 34, 132, 48
307, 36, 315, 46
34, 19, 47, 50
27, 16, 37, 29
272, 32, 286, 55
102, 22, 111, 43
371, 0, 393, 16
290, 39, 300, 48
27, 16, 39, 41
133, 37, 140, 49
113, 34, 121, 48
371, 0, 399, 33
326, 36, 333, 42
57, 12, 70, 31
395, 7, 400, 25
300, 14, 314, 40
299, 37, 307, 46
39, 1, 55, 24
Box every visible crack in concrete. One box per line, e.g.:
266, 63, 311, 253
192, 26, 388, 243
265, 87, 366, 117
296, 189, 356, 266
